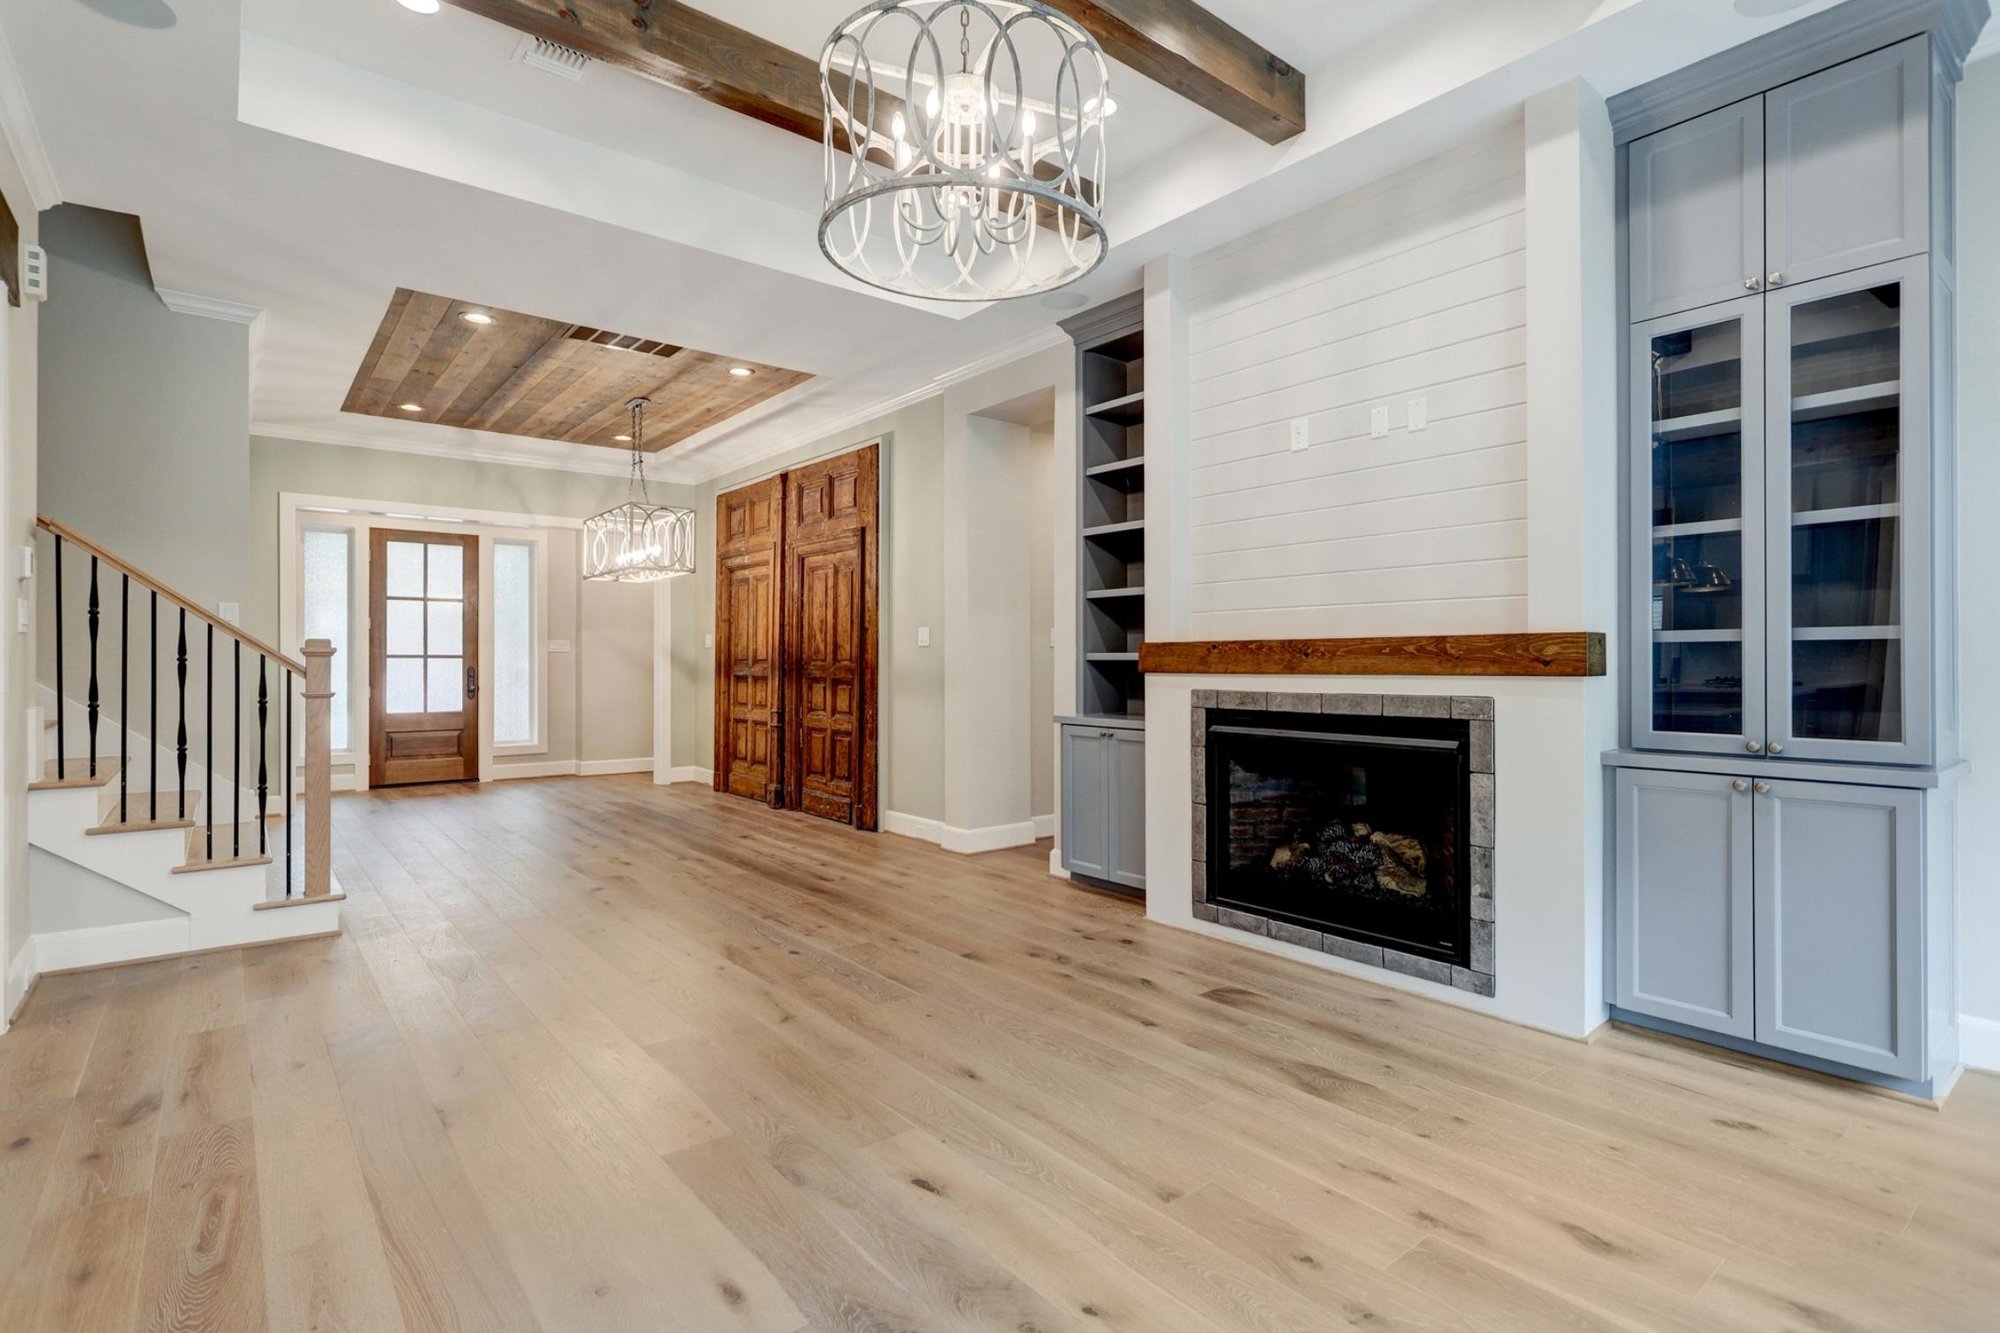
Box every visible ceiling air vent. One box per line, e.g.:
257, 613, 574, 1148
515, 35, 590, 82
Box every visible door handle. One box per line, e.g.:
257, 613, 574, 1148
466, 665, 477, 699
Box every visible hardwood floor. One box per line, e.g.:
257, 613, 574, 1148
2, 775, 1997, 1331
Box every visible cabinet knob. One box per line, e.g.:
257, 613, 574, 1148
1768, 271, 1785, 286
1744, 276, 1763, 291
1732, 779, 1749, 793
1754, 781, 1772, 796
1745, 740, 1763, 753
1767, 741, 1784, 755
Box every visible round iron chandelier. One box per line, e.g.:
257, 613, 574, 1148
819, 0, 1111, 301
583, 398, 696, 583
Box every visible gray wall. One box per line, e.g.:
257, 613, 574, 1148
249, 435, 680, 770
38, 206, 250, 612
1953, 57, 2000, 1044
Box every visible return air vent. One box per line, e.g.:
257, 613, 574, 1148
566, 326, 681, 359
515, 35, 590, 82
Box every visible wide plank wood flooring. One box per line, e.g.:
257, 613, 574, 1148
2, 774, 1997, 1331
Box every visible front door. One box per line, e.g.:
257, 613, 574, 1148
370, 529, 479, 786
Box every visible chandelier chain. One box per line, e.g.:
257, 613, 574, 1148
626, 398, 651, 505
959, 5, 970, 72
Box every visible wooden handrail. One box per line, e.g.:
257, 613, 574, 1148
36, 514, 306, 676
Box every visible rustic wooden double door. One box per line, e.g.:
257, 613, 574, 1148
714, 444, 879, 828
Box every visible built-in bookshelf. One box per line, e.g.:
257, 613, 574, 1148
1064, 292, 1147, 719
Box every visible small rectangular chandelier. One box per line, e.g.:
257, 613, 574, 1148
584, 397, 696, 582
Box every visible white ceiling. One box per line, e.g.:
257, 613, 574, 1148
2, 0, 1871, 483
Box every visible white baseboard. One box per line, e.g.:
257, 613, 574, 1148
6, 938, 36, 1026
1961, 1014, 2000, 1072
885, 811, 1041, 854
31, 918, 192, 976
579, 758, 651, 777
1048, 847, 1069, 879
882, 810, 943, 843
489, 760, 578, 781
1032, 813, 1055, 839
664, 766, 714, 785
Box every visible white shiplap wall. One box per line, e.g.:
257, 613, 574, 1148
1188, 121, 1529, 637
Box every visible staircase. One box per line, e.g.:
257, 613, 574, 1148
23, 516, 341, 975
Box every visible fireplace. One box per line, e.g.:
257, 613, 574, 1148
1191, 692, 1495, 995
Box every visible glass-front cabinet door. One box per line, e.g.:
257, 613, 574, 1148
1631, 299, 1766, 755
1764, 257, 1930, 765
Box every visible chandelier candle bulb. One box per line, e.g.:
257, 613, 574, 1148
819, 1, 1110, 301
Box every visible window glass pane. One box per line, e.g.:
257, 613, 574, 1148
427, 601, 463, 657
385, 599, 423, 656
428, 543, 463, 600
301, 528, 351, 751
386, 541, 424, 597
427, 657, 464, 713
493, 542, 535, 746
386, 657, 423, 713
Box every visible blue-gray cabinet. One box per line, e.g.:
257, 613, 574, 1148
1613, 769, 1755, 1038
1611, 12, 1971, 1093
1060, 721, 1145, 891
1753, 779, 1924, 1079
1628, 38, 1932, 323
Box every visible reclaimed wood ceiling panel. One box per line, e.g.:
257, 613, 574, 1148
342, 288, 811, 450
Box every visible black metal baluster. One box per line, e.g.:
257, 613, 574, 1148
205, 622, 214, 862
87, 557, 99, 778
285, 672, 295, 896
119, 574, 129, 822
53, 536, 64, 781
257, 657, 269, 857
176, 611, 188, 820
233, 640, 242, 860
149, 593, 158, 822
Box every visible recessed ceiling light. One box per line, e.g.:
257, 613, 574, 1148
459, 310, 495, 326
614, 434, 632, 442
729, 366, 754, 377
399, 402, 423, 412
395, 0, 442, 14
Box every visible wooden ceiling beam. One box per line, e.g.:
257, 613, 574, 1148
1051, 0, 1306, 144
444, 0, 1305, 146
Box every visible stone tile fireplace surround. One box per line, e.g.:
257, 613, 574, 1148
1188, 689, 1497, 997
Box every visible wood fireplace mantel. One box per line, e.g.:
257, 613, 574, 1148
1138, 633, 1605, 678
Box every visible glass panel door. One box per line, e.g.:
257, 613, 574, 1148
1765, 258, 1929, 764
1631, 299, 1765, 754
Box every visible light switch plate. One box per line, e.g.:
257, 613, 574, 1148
1407, 396, 1428, 431
18, 544, 34, 581
704, 633, 714, 649
548, 638, 573, 654
1288, 418, 1310, 452
1369, 406, 1391, 439
917, 626, 932, 648
219, 602, 241, 626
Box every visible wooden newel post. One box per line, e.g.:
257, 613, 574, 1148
303, 638, 336, 899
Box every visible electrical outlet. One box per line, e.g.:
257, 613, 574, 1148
548, 638, 573, 654
1370, 406, 1390, 439
1407, 396, 1428, 432
917, 626, 932, 648
703, 633, 714, 649
1288, 418, 1310, 452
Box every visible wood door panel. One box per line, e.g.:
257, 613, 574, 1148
369, 529, 480, 787
713, 445, 878, 829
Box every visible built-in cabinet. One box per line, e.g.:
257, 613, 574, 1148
1614, 765, 1944, 1080
1058, 293, 1149, 894
1610, 20, 1967, 1094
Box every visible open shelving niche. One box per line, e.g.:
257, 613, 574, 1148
1068, 295, 1148, 720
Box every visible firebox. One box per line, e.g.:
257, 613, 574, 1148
1204, 709, 1472, 969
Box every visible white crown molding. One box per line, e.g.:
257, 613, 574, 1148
675, 323, 1071, 485
253, 420, 637, 479
156, 288, 265, 324
0, 25, 59, 211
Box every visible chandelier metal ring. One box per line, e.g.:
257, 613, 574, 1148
819, 0, 1111, 301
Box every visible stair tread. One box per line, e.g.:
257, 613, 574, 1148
29, 759, 123, 791
178, 820, 277, 873
87, 792, 202, 834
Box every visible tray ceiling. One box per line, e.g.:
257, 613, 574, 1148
342, 288, 811, 450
